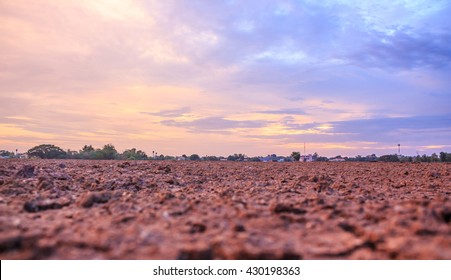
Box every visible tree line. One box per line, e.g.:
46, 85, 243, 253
23, 144, 148, 160
1, 144, 451, 162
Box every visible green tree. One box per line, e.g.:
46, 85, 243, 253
27, 144, 67, 159
431, 153, 439, 162
79, 145, 96, 159
227, 153, 245, 161
99, 144, 118, 160
164, 155, 176, 160
0, 150, 15, 157
120, 148, 148, 160
189, 154, 200, 161
290, 151, 301, 161
421, 154, 430, 162
378, 154, 399, 162
203, 156, 219, 161
82, 145, 94, 152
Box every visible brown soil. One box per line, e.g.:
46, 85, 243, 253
0, 159, 450, 259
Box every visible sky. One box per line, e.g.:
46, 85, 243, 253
1, 0, 451, 157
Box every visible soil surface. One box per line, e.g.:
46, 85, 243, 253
0, 159, 450, 259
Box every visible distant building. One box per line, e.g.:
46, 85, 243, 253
330, 157, 345, 162
261, 154, 285, 162
300, 154, 314, 162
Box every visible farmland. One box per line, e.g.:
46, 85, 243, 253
0, 160, 450, 259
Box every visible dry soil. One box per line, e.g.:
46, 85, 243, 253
0, 159, 450, 259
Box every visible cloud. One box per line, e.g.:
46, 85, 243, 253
256, 108, 307, 115
346, 30, 451, 70
141, 107, 191, 117
249, 114, 451, 145
160, 117, 269, 133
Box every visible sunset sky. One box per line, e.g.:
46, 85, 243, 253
1, 0, 450, 157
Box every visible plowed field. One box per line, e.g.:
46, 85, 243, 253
0, 160, 450, 259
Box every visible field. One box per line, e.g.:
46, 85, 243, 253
0, 159, 450, 259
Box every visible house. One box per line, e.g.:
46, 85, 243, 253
300, 154, 314, 162
261, 154, 282, 162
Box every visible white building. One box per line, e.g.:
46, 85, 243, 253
300, 154, 314, 162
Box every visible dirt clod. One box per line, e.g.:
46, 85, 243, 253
15, 165, 35, 178
79, 192, 112, 208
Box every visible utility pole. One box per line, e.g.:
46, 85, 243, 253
398, 144, 400, 155
304, 142, 306, 155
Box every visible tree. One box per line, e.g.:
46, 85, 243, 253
0, 150, 15, 157
421, 154, 430, 162
82, 145, 94, 152
99, 144, 118, 160
316, 156, 329, 162
227, 153, 245, 161
227, 155, 236, 161
78, 145, 96, 159
189, 154, 200, 161
27, 144, 67, 159
379, 154, 399, 162
66, 149, 79, 159
431, 153, 439, 162
164, 155, 176, 160
203, 156, 219, 161
291, 151, 300, 161
120, 148, 148, 160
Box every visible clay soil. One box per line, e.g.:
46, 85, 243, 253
0, 159, 450, 259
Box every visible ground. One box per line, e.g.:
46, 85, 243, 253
0, 159, 450, 259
